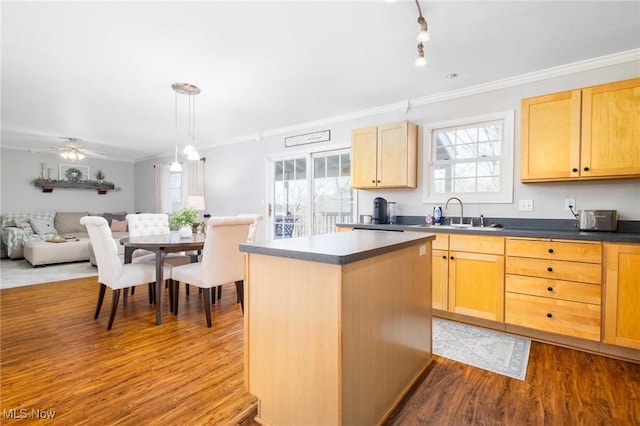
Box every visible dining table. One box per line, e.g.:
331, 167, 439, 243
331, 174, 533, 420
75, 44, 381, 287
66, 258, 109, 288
120, 232, 206, 325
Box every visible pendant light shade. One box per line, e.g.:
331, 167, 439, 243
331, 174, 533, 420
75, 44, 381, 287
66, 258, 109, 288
170, 145, 182, 172
170, 82, 201, 169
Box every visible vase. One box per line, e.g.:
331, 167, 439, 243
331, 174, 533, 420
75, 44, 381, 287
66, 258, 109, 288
178, 225, 193, 238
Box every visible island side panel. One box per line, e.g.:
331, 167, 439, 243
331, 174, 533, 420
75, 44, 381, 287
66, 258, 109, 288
341, 241, 432, 425
245, 253, 343, 426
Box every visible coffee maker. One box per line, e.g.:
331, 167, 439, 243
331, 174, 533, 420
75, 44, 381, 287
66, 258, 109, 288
372, 197, 388, 224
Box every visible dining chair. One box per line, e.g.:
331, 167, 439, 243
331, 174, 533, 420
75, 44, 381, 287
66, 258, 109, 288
80, 216, 172, 330
170, 216, 253, 327
126, 213, 193, 307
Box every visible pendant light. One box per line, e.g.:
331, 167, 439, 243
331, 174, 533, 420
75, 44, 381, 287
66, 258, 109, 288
170, 82, 201, 171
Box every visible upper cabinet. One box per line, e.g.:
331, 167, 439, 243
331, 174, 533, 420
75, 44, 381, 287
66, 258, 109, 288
351, 121, 418, 189
520, 78, 640, 182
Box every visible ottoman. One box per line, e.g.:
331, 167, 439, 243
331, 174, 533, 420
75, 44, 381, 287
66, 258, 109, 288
23, 238, 91, 266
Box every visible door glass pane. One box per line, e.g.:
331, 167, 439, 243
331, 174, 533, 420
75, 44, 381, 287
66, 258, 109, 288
313, 152, 354, 235
273, 158, 307, 239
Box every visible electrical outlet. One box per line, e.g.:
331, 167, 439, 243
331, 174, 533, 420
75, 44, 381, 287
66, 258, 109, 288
564, 198, 576, 211
518, 199, 534, 211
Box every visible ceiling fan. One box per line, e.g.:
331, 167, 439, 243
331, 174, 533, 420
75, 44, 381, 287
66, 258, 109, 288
32, 137, 106, 161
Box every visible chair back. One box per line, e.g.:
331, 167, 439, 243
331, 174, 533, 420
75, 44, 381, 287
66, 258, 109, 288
239, 214, 263, 242
80, 216, 122, 284
200, 217, 254, 285
126, 213, 170, 236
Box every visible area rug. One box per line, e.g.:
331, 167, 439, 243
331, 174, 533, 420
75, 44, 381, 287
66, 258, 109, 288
0, 259, 97, 289
432, 318, 531, 380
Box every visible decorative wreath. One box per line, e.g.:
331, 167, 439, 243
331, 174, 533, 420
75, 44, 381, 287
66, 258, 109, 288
65, 167, 84, 182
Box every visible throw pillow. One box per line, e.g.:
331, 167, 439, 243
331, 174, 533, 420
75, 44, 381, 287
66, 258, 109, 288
111, 218, 128, 232
13, 217, 35, 237
30, 217, 58, 235
55, 211, 90, 235
102, 212, 127, 226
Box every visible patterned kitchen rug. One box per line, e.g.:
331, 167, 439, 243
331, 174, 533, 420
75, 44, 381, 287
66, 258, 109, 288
0, 259, 97, 289
432, 318, 531, 380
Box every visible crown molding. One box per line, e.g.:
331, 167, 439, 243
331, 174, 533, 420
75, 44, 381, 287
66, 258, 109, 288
213, 48, 639, 148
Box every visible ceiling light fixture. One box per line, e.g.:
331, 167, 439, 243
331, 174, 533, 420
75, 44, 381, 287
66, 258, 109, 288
414, 0, 430, 66
170, 82, 201, 172
60, 150, 85, 161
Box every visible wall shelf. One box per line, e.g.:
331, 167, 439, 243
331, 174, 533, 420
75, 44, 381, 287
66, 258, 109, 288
34, 181, 115, 194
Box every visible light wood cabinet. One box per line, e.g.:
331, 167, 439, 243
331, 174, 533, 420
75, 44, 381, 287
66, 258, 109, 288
431, 233, 450, 311
447, 234, 505, 321
603, 243, 640, 350
351, 121, 418, 189
505, 237, 602, 341
521, 78, 640, 182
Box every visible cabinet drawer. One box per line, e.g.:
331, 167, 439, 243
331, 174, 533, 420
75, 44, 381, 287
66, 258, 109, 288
506, 257, 601, 284
432, 233, 449, 251
505, 292, 601, 341
449, 234, 504, 255
505, 274, 601, 305
506, 238, 601, 263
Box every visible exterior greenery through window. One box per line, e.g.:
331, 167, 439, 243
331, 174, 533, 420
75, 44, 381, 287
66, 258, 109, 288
423, 111, 514, 204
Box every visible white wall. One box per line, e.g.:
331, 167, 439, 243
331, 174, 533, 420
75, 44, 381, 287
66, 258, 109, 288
138, 60, 637, 223
0, 148, 135, 214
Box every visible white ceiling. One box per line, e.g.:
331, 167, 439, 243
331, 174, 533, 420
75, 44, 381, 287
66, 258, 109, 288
2, 1, 639, 162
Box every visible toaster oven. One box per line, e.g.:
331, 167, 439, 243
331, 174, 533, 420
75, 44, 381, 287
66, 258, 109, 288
578, 210, 618, 231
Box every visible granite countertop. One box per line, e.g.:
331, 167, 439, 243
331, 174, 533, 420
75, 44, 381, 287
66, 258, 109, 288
336, 222, 640, 244
239, 230, 435, 265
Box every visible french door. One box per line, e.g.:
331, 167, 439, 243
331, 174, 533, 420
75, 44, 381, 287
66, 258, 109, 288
268, 148, 355, 239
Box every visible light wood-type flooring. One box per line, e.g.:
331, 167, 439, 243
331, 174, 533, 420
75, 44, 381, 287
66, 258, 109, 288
2, 276, 639, 425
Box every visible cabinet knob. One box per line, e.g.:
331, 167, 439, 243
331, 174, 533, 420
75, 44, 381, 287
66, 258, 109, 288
371, 180, 376, 183
583, 167, 590, 172
547, 287, 553, 292
572, 168, 578, 173
547, 267, 553, 272
377, 180, 381, 183
442, 255, 447, 259
548, 248, 554, 254
546, 313, 553, 318
450, 256, 454, 260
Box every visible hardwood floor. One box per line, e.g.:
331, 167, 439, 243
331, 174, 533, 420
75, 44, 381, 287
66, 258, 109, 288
2, 276, 639, 425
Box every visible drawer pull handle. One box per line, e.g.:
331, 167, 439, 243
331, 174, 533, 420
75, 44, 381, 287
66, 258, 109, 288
547, 287, 553, 292
546, 313, 553, 318
548, 248, 554, 254
547, 267, 553, 272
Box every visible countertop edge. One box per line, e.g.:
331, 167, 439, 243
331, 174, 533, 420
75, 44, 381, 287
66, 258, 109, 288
336, 223, 640, 243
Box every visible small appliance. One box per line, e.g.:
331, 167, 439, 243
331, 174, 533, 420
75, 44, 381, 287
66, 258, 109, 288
372, 197, 388, 224
578, 210, 618, 231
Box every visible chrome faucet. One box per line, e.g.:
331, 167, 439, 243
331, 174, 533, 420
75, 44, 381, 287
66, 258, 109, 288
445, 197, 464, 225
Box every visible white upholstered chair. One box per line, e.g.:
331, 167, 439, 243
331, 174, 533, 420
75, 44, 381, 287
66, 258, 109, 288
235, 214, 263, 310
80, 216, 172, 330
125, 213, 193, 265
171, 216, 253, 327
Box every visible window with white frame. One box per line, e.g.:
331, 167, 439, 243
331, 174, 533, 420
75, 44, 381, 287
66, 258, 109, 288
422, 110, 514, 204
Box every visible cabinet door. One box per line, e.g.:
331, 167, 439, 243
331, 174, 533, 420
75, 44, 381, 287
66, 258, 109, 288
377, 121, 417, 188
448, 251, 505, 321
604, 243, 640, 349
520, 90, 581, 181
351, 126, 378, 188
581, 78, 640, 179
432, 249, 449, 311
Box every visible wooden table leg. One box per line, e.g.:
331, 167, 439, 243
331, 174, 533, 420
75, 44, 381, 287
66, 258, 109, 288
155, 251, 166, 325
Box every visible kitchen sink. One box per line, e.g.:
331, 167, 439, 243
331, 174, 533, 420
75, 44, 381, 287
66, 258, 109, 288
407, 224, 500, 231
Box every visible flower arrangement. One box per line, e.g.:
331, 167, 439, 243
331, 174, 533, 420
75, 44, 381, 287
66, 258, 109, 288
170, 207, 199, 228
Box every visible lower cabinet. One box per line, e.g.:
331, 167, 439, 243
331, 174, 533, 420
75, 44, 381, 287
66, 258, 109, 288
604, 243, 640, 350
505, 238, 602, 341
447, 234, 505, 322
431, 234, 449, 311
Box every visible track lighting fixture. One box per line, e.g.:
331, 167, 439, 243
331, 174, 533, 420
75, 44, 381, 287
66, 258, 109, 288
414, 0, 430, 66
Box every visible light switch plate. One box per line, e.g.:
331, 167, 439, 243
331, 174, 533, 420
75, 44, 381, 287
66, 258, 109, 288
518, 199, 534, 211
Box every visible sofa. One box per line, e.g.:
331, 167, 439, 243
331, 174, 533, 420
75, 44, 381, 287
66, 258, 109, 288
0, 211, 129, 266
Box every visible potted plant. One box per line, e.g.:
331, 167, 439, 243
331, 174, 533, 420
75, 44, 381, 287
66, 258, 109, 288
170, 207, 199, 238
96, 170, 105, 183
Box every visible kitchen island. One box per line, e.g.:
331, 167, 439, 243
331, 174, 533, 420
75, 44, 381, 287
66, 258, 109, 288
239, 230, 435, 426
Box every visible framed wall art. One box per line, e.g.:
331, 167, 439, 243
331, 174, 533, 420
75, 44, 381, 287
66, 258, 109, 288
59, 164, 90, 182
